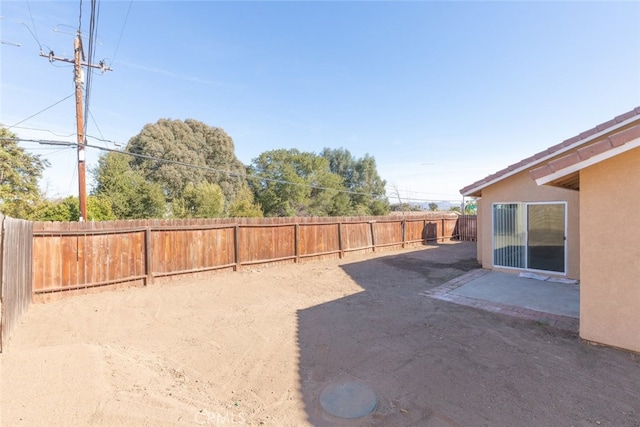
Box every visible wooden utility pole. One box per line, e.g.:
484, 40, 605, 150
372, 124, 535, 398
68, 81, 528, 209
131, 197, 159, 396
40, 30, 111, 221
74, 34, 87, 222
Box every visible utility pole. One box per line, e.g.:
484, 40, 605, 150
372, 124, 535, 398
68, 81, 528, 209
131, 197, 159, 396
39, 30, 111, 221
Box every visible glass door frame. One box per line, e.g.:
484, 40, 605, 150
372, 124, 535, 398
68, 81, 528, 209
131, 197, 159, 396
491, 201, 567, 275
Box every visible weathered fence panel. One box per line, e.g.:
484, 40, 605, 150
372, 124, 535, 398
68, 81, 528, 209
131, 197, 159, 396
237, 223, 296, 265
453, 215, 477, 241
405, 218, 431, 243
32, 222, 147, 300
28, 213, 476, 301
0, 215, 33, 352
372, 220, 404, 248
150, 225, 236, 277
341, 222, 373, 253
298, 222, 341, 258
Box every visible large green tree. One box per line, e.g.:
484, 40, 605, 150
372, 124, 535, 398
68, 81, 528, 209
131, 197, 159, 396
0, 127, 48, 218
248, 149, 347, 217
125, 119, 247, 206
321, 148, 390, 216
92, 152, 166, 219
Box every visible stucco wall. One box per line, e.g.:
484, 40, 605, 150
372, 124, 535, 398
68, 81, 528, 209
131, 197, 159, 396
475, 169, 580, 279
579, 147, 640, 353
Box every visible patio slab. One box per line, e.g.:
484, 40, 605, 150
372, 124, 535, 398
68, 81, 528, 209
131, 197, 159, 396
421, 269, 580, 332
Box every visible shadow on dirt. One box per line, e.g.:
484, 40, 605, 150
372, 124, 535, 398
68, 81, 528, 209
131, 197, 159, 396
296, 242, 640, 426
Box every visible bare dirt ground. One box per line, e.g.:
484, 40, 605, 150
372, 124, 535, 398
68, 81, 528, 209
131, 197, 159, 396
1, 242, 639, 426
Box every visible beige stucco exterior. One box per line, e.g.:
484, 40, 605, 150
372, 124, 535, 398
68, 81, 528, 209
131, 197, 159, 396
475, 169, 580, 279
579, 147, 640, 353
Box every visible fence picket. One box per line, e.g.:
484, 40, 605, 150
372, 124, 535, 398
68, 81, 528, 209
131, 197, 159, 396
0, 213, 476, 347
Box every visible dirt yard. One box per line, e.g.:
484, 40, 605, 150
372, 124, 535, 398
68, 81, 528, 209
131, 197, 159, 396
1, 242, 639, 426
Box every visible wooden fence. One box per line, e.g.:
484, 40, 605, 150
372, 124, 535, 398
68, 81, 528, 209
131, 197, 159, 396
453, 215, 477, 242
30, 214, 475, 301
0, 214, 34, 352
0, 213, 476, 349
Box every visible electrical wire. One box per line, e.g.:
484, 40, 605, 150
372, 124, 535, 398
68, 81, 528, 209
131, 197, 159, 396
86, 134, 120, 147
83, 142, 387, 197
67, 155, 78, 196
83, 2, 94, 135
386, 186, 462, 198
6, 94, 75, 129
86, 108, 107, 146
17, 20, 41, 50
5, 137, 468, 203
25, 0, 41, 49
110, 0, 132, 65
0, 123, 76, 138
78, 0, 83, 32
9, 138, 393, 199
83, 0, 100, 137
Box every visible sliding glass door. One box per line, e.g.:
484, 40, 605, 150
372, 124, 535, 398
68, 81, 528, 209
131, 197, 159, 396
492, 202, 566, 274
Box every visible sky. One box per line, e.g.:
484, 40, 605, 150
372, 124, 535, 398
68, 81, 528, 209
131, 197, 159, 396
1, 1, 639, 206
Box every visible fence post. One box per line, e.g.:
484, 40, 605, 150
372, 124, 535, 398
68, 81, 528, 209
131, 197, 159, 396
144, 227, 153, 286
294, 223, 300, 263
370, 221, 376, 252
338, 222, 344, 259
402, 218, 406, 248
234, 225, 241, 271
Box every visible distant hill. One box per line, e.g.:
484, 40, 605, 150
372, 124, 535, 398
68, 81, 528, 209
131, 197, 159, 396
418, 201, 460, 211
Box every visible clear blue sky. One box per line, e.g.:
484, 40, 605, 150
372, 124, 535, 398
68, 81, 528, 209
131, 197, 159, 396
2, 1, 639, 204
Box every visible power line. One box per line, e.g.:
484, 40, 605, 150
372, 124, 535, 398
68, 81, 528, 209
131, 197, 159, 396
83, 0, 100, 136
110, 0, 132, 65
16, 20, 41, 49
86, 133, 120, 147
25, 0, 41, 49
0, 123, 76, 138
87, 108, 106, 145
385, 186, 461, 198
83, 142, 387, 198
8, 138, 393, 200
78, 0, 83, 31
6, 93, 75, 129
5, 137, 470, 205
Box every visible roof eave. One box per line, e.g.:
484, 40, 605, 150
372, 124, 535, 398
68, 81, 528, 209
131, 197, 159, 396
459, 109, 640, 197
535, 137, 640, 187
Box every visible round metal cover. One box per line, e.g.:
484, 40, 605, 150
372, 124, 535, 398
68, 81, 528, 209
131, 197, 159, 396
319, 381, 377, 419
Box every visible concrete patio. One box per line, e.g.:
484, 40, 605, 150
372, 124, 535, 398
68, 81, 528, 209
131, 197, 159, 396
422, 269, 580, 332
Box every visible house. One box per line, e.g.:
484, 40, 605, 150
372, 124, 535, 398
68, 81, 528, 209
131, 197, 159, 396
460, 107, 640, 353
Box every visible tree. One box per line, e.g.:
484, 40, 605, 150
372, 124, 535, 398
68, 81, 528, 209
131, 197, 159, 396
125, 119, 247, 207
92, 152, 165, 219
428, 202, 439, 211
30, 196, 116, 222
29, 198, 74, 222
171, 182, 225, 219
248, 149, 346, 217
464, 201, 477, 214
0, 127, 48, 218
228, 186, 263, 218
321, 148, 389, 216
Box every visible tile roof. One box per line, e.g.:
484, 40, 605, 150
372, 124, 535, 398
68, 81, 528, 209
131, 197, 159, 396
531, 122, 640, 185
460, 107, 640, 197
